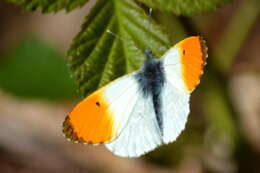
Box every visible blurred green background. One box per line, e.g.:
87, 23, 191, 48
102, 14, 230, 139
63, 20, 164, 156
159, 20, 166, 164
0, 0, 260, 173
0, 37, 78, 100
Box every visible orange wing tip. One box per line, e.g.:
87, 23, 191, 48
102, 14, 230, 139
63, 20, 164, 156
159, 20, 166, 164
63, 89, 117, 145
62, 114, 113, 145
62, 116, 89, 144
177, 36, 208, 92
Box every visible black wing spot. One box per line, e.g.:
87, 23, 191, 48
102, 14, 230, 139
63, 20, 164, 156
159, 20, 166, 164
96, 102, 100, 106
183, 50, 186, 55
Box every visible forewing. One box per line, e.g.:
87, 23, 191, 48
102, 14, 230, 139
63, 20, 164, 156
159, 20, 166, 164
63, 74, 140, 144
160, 36, 207, 143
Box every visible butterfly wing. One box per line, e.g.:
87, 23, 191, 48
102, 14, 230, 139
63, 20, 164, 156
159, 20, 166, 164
105, 93, 162, 157
160, 36, 207, 143
63, 74, 140, 144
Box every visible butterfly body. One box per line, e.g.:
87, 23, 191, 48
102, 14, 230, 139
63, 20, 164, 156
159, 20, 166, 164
63, 36, 207, 157
135, 50, 165, 135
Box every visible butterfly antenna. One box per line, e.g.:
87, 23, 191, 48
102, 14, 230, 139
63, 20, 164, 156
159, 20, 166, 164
106, 29, 128, 43
106, 29, 142, 51
148, 8, 153, 36
144, 7, 155, 60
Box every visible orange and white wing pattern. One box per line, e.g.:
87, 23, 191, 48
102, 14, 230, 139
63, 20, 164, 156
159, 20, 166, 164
160, 36, 207, 143
162, 36, 207, 93
63, 74, 140, 144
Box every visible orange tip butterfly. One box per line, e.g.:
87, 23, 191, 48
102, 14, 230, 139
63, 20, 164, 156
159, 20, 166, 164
63, 36, 208, 157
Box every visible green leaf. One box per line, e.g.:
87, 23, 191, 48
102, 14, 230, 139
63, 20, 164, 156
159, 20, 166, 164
69, 0, 172, 97
137, 0, 232, 16
6, 0, 89, 12
0, 37, 78, 101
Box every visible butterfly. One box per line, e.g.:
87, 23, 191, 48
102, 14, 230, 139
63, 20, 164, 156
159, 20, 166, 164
63, 36, 207, 157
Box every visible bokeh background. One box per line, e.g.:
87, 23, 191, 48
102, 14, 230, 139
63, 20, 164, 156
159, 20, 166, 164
0, 0, 260, 172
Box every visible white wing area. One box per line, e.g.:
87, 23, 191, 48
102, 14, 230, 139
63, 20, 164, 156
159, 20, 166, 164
161, 81, 190, 144
103, 75, 140, 138
160, 47, 191, 143
161, 47, 189, 93
105, 94, 162, 157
